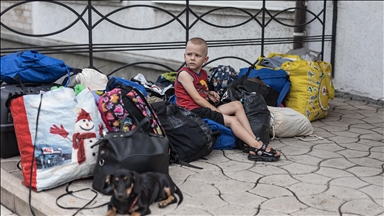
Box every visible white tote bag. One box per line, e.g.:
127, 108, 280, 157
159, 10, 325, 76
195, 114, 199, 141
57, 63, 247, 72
9, 87, 107, 191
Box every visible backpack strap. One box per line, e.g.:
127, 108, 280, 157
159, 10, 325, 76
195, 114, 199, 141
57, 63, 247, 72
276, 80, 291, 107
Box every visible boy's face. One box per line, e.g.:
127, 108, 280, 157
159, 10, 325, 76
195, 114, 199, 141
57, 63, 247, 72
184, 42, 209, 72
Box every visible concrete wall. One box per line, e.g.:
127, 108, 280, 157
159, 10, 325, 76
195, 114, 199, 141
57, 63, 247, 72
307, 1, 384, 101
333, 1, 383, 101
1, 1, 383, 102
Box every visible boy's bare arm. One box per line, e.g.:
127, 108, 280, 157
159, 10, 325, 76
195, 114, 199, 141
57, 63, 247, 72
178, 71, 220, 112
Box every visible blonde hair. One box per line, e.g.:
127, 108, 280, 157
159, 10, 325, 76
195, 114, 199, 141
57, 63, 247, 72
187, 37, 208, 56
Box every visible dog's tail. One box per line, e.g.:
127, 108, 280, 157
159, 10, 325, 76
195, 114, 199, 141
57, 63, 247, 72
174, 184, 183, 206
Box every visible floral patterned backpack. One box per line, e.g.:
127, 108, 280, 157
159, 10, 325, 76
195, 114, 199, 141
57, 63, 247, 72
98, 86, 165, 135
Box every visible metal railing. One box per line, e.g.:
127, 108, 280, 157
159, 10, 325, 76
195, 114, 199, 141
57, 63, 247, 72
1, 0, 336, 72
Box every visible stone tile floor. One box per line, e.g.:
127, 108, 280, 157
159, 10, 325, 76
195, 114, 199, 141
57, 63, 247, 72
1, 97, 383, 216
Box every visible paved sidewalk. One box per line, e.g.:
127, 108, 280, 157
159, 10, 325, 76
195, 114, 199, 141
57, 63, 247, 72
1, 97, 383, 216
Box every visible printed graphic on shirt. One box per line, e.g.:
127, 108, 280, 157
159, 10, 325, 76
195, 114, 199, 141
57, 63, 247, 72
197, 79, 209, 100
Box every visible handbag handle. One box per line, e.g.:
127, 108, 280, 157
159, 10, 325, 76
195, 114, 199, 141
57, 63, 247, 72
91, 117, 152, 148
116, 116, 152, 138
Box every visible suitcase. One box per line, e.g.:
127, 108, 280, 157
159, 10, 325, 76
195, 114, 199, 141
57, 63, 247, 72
1, 83, 59, 158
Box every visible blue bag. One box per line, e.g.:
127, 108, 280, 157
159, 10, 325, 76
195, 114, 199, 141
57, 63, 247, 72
238, 67, 291, 106
106, 76, 148, 97
203, 118, 238, 150
1, 50, 72, 85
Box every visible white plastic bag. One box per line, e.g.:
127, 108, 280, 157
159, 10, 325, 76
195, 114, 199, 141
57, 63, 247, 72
69, 68, 108, 90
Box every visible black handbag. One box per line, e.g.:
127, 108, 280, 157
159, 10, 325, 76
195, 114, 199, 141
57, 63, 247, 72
91, 117, 170, 195
221, 67, 279, 106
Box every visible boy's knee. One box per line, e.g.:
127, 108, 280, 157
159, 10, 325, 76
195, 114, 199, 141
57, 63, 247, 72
231, 101, 243, 109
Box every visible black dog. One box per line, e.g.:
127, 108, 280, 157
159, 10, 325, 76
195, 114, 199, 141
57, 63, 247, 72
104, 169, 183, 216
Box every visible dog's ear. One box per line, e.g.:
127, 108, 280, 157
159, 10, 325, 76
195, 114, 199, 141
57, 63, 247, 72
132, 171, 143, 194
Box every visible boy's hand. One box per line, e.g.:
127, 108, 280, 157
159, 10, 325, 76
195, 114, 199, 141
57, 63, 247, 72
208, 91, 220, 103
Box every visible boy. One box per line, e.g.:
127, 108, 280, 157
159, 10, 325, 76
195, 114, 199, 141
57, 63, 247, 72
175, 37, 280, 161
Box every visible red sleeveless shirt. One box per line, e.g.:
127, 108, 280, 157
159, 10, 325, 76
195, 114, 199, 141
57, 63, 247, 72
174, 67, 209, 110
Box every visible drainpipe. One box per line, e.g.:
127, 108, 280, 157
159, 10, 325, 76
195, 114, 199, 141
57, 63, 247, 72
293, 0, 307, 49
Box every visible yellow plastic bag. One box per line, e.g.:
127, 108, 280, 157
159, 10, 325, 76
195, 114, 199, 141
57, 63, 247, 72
268, 53, 334, 121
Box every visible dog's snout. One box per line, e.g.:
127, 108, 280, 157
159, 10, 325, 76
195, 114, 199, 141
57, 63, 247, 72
116, 193, 125, 200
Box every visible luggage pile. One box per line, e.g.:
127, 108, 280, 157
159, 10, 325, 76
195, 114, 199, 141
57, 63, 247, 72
1, 48, 334, 193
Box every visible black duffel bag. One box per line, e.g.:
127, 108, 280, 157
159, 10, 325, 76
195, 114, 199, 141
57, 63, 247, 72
221, 67, 279, 106
91, 117, 169, 195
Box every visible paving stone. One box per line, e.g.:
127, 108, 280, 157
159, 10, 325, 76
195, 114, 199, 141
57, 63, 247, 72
361, 116, 384, 124
248, 163, 289, 176
193, 174, 256, 194
360, 133, 384, 141
318, 125, 349, 132
256, 208, 290, 215
340, 199, 384, 216
322, 120, 351, 127
310, 120, 328, 128
181, 193, 226, 212
332, 131, 364, 139
312, 130, 337, 138
329, 176, 369, 189
368, 151, 384, 161
350, 123, 379, 130
337, 142, 371, 151
372, 122, 384, 128
360, 175, 384, 187
315, 167, 354, 178
348, 127, 380, 135
215, 159, 257, 172
277, 146, 311, 156
328, 136, 360, 144
370, 146, 384, 153
309, 148, 341, 159
203, 150, 231, 163
312, 143, 345, 152
347, 166, 383, 177
371, 127, 384, 134
249, 183, 292, 199
279, 163, 319, 175
341, 113, 366, 120
209, 203, 259, 216
258, 174, 299, 187
320, 158, 357, 169
376, 199, 384, 208
336, 149, 370, 158
223, 170, 264, 184
166, 205, 212, 215
179, 177, 221, 196
300, 185, 371, 212
292, 173, 331, 185
261, 196, 307, 213
348, 157, 384, 168
358, 185, 384, 199
287, 182, 328, 197
292, 206, 339, 215
286, 154, 323, 166
220, 191, 267, 208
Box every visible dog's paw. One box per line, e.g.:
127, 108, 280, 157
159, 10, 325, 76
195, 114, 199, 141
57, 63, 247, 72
158, 201, 169, 208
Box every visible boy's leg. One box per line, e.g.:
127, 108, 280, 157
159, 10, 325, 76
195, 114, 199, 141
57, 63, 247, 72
218, 101, 254, 138
222, 115, 279, 156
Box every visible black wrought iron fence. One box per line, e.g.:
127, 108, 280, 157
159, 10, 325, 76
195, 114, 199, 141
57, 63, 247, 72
0, 0, 336, 72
